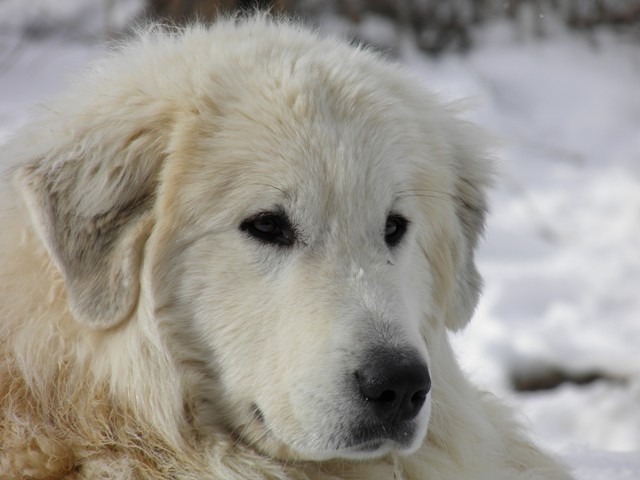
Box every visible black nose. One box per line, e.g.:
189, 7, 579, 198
356, 352, 431, 423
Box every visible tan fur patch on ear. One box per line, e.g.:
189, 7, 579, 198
16, 162, 157, 329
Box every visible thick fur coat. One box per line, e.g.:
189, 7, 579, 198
0, 15, 573, 480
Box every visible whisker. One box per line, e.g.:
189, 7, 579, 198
396, 188, 454, 198
396, 193, 452, 200
252, 182, 291, 199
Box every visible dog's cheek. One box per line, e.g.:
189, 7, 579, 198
192, 250, 288, 406
147, 231, 267, 411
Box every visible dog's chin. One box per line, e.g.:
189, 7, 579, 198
285, 432, 427, 462
256, 420, 430, 462
328, 438, 416, 460
239, 399, 431, 462
239, 423, 426, 462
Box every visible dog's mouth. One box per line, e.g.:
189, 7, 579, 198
251, 403, 265, 423
338, 420, 422, 456
246, 402, 427, 461
300, 423, 424, 460
339, 439, 390, 457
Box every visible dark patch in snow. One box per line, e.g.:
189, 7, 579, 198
511, 367, 626, 392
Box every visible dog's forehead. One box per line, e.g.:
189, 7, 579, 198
166, 45, 432, 231
209, 70, 417, 203
221, 123, 410, 228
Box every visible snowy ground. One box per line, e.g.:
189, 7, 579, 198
1, 2, 639, 478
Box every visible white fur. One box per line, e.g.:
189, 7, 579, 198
0, 15, 572, 479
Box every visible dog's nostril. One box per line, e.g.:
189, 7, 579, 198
377, 390, 396, 403
411, 388, 428, 408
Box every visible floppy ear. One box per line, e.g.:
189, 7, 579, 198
444, 131, 492, 332
14, 121, 166, 329
417, 115, 493, 333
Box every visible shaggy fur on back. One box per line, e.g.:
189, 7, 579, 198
0, 15, 573, 480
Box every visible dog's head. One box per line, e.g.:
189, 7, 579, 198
13, 18, 491, 461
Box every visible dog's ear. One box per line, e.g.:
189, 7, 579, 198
444, 130, 492, 332
14, 118, 167, 329
417, 116, 493, 333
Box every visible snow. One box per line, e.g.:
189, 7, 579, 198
0, 40, 101, 144
1, 2, 639, 478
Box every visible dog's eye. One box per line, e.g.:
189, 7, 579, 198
240, 211, 296, 247
384, 214, 408, 248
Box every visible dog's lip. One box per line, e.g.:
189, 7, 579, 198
331, 438, 402, 459
334, 423, 419, 458
347, 420, 416, 448
345, 439, 387, 452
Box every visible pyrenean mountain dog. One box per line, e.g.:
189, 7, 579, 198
0, 15, 572, 480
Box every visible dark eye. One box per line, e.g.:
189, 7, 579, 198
385, 214, 408, 248
240, 211, 296, 247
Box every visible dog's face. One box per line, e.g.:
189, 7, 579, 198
151, 81, 439, 459
14, 19, 489, 464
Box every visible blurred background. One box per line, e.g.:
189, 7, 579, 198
1, 1, 639, 478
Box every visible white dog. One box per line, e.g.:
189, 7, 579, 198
0, 15, 572, 480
